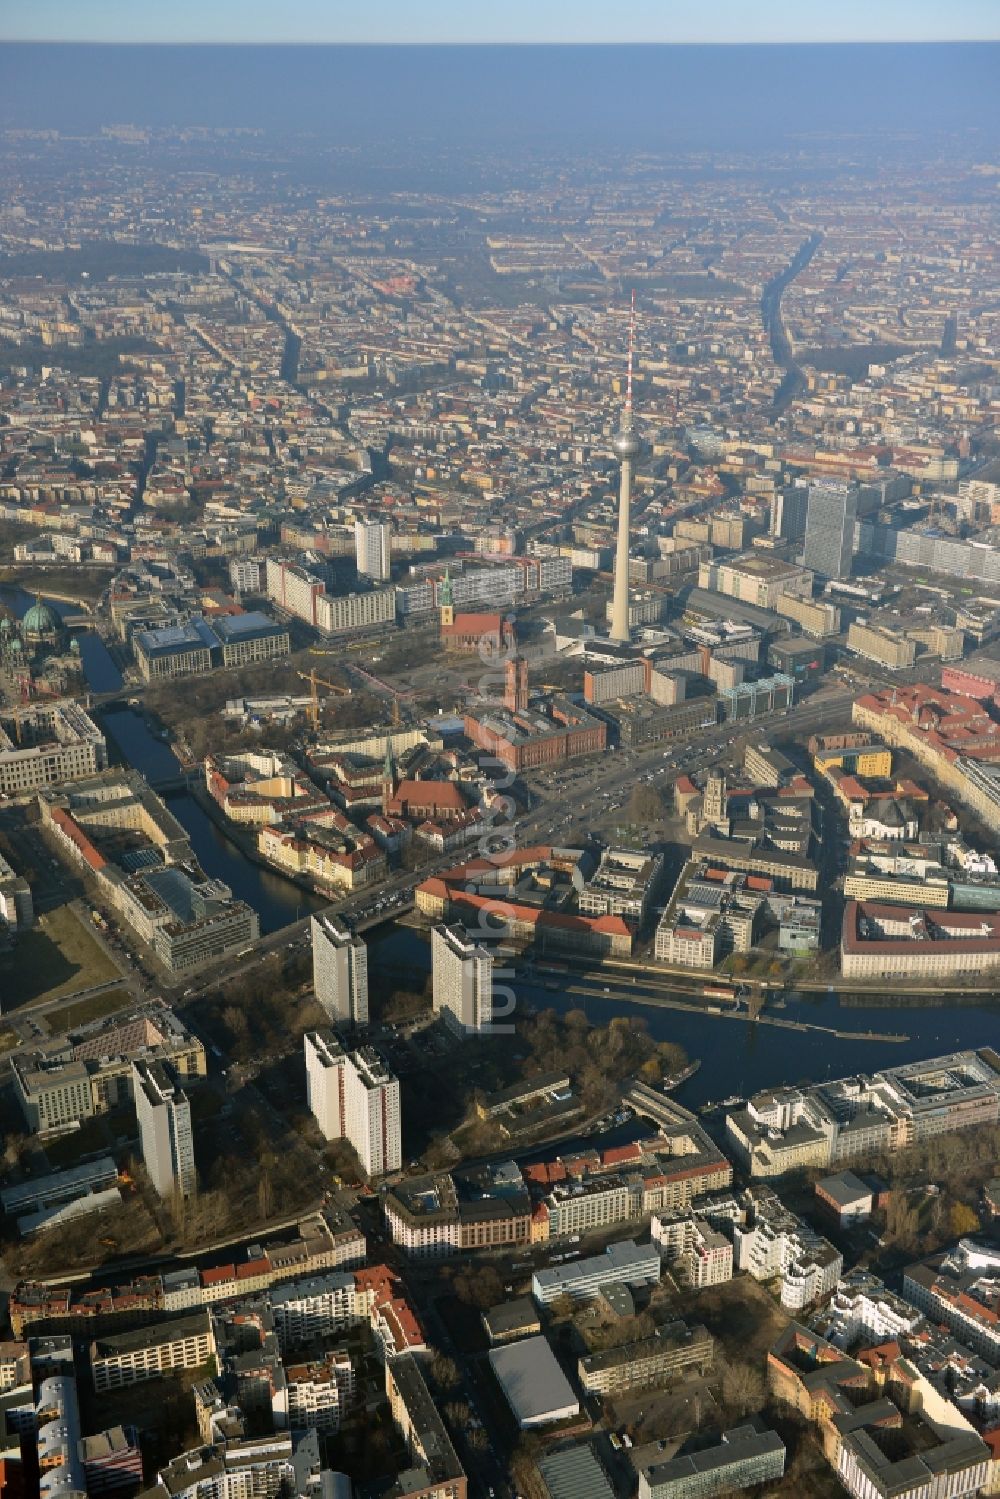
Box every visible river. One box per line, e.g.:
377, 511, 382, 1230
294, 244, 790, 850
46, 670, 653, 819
0, 584, 123, 693
365, 923, 1000, 1113
98, 706, 328, 935
7, 603, 998, 1104
761, 232, 822, 413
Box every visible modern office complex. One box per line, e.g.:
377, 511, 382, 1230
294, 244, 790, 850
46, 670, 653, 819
726, 1051, 1000, 1178
531, 1240, 661, 1306
311, 913, 369, 1026
304, 1029, 402, 1177
431, 922, 493, 1034
133, 611, 290, 681
132, 1059, 197, 1200
803, 480, 858, 580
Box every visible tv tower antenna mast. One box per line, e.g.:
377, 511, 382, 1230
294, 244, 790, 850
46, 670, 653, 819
610, 290, 643, 645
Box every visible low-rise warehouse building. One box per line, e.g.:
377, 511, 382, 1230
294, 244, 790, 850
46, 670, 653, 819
488, 1335, 580, 1429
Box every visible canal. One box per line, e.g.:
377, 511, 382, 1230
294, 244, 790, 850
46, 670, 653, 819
99, 707, 329, 935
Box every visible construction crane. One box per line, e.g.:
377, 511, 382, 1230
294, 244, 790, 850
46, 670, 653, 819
296, 669, 351, 729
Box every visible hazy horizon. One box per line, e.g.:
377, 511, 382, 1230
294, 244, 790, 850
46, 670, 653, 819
1, 41, 998, 151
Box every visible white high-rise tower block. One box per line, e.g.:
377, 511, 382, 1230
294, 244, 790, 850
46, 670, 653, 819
355, 519, 391, 581
312, 913, 369, 1027
431, 923, 493, 1034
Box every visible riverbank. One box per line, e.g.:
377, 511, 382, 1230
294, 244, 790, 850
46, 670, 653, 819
557, 981, 908, 1044
0, 570, 109, 609
188, 780, 332, 905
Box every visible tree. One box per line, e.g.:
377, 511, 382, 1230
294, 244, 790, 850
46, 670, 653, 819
223, 1005, 248, 1039
443, 1400, 471, 1430
639, 1056, 663, 1084
720, 1358, 765, 1419
949, 1200, 980, 1237
625, 783, 666, 824
429, 1353, 461, 1392
884, 1192, 921, 1250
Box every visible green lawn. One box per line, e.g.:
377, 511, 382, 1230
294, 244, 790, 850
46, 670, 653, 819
54, 988, 132, 1033
0, 905, 121, 1009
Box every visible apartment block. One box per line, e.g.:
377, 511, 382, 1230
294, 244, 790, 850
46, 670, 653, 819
732, 1188, 843, 1311
90, 1312, 216, 1394
133, 1059, 196, 1200
846, 620, 917, 670
304, 1030, 402, 1178
775, 590, 841, 637
311, 913, 368, 1026
384, 1355, 467, 1499
431, 923, 493, 1034
355, 519, 391, 581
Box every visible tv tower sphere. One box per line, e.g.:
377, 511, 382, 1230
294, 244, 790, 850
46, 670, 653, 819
612, 427, 643, 460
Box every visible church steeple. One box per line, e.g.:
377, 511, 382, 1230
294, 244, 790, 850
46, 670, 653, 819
439, 566, 455, 628
382, 739, 397, 816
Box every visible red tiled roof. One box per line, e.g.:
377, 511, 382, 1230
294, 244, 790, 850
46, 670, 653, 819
50, 807, 106, 871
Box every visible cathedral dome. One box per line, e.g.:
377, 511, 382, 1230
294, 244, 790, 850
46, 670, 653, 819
22, 598, 60, 636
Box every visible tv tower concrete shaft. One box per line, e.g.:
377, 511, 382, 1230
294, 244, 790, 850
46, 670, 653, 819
610, 291, 642, 645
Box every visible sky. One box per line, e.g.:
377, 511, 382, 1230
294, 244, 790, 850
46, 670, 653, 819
3, 0, 999, 44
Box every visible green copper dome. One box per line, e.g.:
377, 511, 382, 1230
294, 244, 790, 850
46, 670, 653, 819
22, 597, 59, 635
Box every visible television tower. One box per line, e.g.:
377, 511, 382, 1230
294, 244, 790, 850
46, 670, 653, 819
609, 290, 642, 645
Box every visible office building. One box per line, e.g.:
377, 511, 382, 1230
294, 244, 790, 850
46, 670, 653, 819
0, 848, 32, 935
841, 899, 1000, 980
803, 481, 857, 580
767, 1325, 989, 1499
315, 586, 396, 638
304, 1030, 402, 1178
770, 486, 809, 542
431, 923, 493, 1034
579, 1322, 714, 1396
132, 1060, 196, 1200
532, 1240, 661, 1306
355, 519, 391, 581
311, 913, 368, 1026
133, 612, 290, 681
639, 1423, 786, 1499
